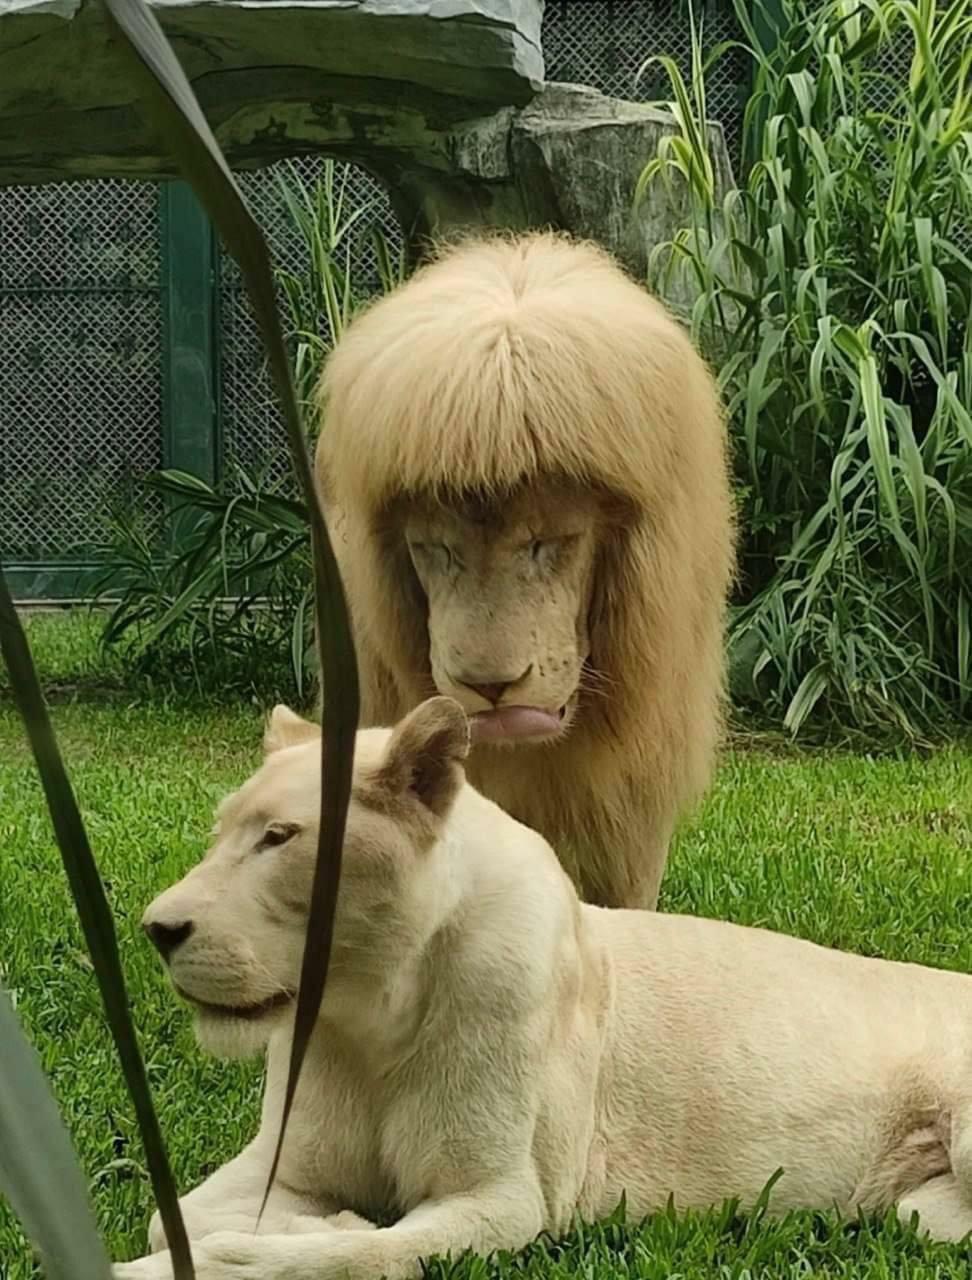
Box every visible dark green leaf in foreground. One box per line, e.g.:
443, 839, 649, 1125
99, 0, 360, 1226
0, 567, 193, 1278
0, 987, 113, 1280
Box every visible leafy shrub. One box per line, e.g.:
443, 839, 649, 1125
274, 158, 406, 412
643, 0, 972, 739
89, 466, 314, 702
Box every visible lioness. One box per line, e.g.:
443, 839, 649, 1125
117, 698, 972, 1279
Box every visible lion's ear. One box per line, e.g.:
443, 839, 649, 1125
377, 697, 470, 818
263, 705, 320, 755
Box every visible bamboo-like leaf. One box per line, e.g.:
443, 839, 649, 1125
959, 590, 971, 713
0, 567, 193, 1277
0, 987, 112, 1280
784, 664, 830, 737
99, 0, 360, 1228
706, 0, 972, 738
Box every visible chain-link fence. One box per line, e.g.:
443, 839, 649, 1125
543, 0, 748, 161
1, 0, 751, 594
0, 181, 162, 581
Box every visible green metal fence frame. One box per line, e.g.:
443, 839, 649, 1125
159, 181, 218, 491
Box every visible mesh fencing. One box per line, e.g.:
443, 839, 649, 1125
0, 181, 162, 564
543, 0, 748, 163
0, 1, 748, 573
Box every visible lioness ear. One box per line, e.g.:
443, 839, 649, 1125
378, 697, 470, 818
263, 705, 320, 755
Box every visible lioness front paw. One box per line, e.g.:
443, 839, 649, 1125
115, 1236, 266, 1280
113, 1253, 175, 1280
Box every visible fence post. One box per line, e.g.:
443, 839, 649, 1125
159, 180, 217, 489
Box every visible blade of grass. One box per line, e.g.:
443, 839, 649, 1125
100, 0, 360, 1225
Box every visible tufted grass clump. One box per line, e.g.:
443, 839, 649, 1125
642, 0, 972, 741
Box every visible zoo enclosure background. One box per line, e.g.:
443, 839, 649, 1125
0, 0, 866, 600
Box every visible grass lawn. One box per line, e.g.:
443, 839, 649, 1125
4, 613, 972, 1277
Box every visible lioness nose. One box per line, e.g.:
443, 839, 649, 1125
143, 918, 193, 960
455, 666, 532, 706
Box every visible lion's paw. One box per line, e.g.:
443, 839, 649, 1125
113, 1254, 175, 1280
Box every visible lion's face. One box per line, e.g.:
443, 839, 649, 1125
140, 701, 470, 1058
402, 484, 601, 744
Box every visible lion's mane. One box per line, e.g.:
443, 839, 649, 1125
314, 231, 735, 908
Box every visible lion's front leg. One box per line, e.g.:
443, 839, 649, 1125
124, 1140, 334, 1263
190, 1175, 545, 1280
578, 814, 673, 911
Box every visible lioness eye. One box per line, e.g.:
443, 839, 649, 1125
260, 822, 300, 850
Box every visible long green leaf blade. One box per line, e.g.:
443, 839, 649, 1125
0, 988, 112, 1280
0, 566, 193, 1278
99, 0, 360, 1226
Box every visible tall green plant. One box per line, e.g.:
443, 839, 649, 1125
0, 566, 193, 1276
276, 158, 406, 414
102, 0, 362, 1227
640, 0, 972, 739
90, 466, 315, 700
0, 989, 113, 1280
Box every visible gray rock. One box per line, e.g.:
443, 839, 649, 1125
512, 84, 735, 287
0, 0, 544, 184
430, 82, 736, 293
0, 0, 735, 296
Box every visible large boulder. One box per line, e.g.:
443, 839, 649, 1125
0, 0, 544, 184
0, 0, 735, 284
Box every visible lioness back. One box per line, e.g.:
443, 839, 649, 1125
581, 907, 972, 1217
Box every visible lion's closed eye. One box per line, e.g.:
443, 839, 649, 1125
259, 821, 302, 851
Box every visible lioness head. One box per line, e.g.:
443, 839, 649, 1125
401, 482, 609, 745
140, 698, 470, 1058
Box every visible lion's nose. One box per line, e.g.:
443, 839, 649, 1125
143, 917, 194, 960
454, 666, 533, 706
459, 679, 509, 705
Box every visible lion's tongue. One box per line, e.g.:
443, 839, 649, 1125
470, 706, 561, 742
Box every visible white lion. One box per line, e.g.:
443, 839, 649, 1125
117, 699, 972, 1279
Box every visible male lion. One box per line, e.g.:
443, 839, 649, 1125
314, 231, 735, 909
118, 699, 972, 1280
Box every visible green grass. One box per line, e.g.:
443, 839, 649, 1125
4, 615, 972, 1277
